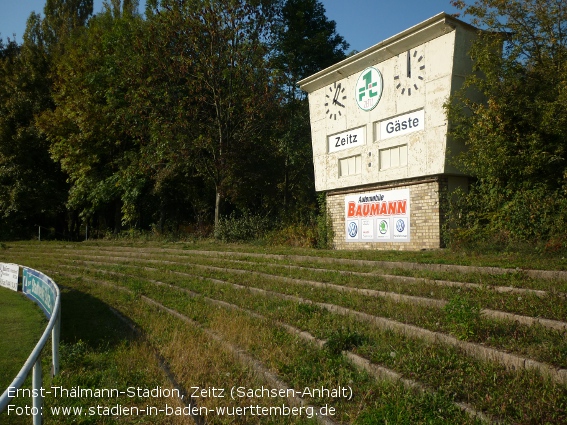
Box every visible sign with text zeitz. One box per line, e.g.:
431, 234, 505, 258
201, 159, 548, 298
345, 188, 410, 242
0, 263, 19, 292
22, 267, 57, 319
328, 126, 365, 153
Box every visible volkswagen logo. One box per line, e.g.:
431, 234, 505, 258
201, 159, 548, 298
347, 222, 358, 238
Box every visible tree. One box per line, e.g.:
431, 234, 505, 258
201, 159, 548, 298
446, 0, 567, 243
40, 0, 281, 234
41, 0, 94, 53
0, 0, 96, 240
2, 0, 352, 239
271, 0, 349, 221
38, 5, 146, 234
144, 0, 281, 231
0, 17, 67, 239
272, 0, 349, 99
119, 4, 217, 232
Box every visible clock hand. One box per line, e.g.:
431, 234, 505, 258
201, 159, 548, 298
332, 92, 339, 104
407, 50, 411, 78
335, 100, 345, 108
332, 84, 341, 104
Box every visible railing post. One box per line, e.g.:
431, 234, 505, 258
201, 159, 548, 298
32, 357, 43, 425
52, 309, 60, 376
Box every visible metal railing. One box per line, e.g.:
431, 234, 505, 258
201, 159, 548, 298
0, 266, 61, 425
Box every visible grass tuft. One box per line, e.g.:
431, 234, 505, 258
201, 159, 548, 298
443, 294, 482, 340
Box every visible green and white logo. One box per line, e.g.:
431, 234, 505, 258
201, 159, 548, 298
356, 67, 383, 111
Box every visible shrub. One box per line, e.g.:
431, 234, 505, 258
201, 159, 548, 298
444, 184, 567, 254
214, 212, 272, 243
324, 328, 367, 355
265, 223, 317, 248
315, 193, 334, 249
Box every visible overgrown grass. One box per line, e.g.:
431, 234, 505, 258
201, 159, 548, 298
0, 288, 45, 390
12, 246, 567, 365
9, 238, 567, 270
3, 241, 567, 424
53, 263, 567, 423
1, 281, 187, 424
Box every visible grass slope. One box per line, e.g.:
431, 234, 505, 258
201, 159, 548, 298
0, 288, 45, 390
1, 240, 566, 424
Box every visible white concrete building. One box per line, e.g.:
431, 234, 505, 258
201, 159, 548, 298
299, 12, 480, 250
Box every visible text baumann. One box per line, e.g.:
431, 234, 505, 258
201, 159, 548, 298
347, 200, 407, 217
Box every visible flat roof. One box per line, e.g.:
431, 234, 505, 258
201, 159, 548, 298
298, 12, 478, 93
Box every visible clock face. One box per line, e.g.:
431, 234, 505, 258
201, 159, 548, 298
394, 49, 425, 96
325, 81, 347, 120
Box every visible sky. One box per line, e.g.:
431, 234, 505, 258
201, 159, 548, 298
1, 0, 461, 53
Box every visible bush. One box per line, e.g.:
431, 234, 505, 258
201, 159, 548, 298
315, 193, 334, 249
445, 184, 567, 253
264, 194, 334, 249
265, 223, 317, 248
214, 212, 272, 243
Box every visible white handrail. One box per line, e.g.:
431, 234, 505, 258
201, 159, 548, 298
0, 267, 61, 425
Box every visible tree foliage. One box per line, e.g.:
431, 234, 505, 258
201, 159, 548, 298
271, 0, 348, 222
149, 0, 280, 229
446, 0, 567, 246
39, 6, 145, 233
0, 17, 66, 239
272, 0, 349, 99
0, 0, 348, 241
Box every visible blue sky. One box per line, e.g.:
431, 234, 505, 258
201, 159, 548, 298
1, 0, 461, 53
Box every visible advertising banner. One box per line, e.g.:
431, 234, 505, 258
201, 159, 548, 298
344, 188, 410, 242
22, 267, 57, 319
0, 263, 19, 291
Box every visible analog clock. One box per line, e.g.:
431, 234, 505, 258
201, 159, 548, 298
394, 49, 425, 96
325, 81, 347, 120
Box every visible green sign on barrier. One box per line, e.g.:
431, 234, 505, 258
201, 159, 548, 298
22, 268, 57, 319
